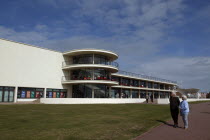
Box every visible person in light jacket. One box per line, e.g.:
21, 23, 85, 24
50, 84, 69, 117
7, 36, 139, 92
180, 95, 190, 129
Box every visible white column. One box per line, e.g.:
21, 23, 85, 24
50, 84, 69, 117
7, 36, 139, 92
92, 90, 94, 98
158, 91, 160, 99
130, 89, 132, 98
44, 88, 47, 98
138, 90, 140, 98
109, 86, 111, 98
14, 86, 18, 103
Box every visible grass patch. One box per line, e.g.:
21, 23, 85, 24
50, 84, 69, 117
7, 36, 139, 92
0, 104, 171, 140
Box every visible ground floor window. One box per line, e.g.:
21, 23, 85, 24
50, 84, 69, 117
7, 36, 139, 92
17, 87, 44, 99
46, 89, 67, 98
132, 90, 139, 98
154, 92, 159, 99
72, 84, 109, 98
110, 88, 120, 98
0, 86, 15, 102
122, 89, 131, 98
160, 92, 169, 98
140, 90, 146, 98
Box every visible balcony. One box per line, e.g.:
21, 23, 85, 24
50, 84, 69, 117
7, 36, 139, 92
61, 76, 119, 85
113, 70, 177, 84
62, 61, 119, 72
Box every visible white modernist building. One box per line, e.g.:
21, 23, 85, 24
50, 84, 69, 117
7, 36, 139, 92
0, 38, 178, 104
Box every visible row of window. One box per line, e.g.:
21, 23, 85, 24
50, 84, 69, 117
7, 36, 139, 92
72, 69, 110, 80
73, 54, 110, 64
72, 84, 170, 98
111, 76, 172, 89
17, 87, 68, 99
111, 88, 170, 99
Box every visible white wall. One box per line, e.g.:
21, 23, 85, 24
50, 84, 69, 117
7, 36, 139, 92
0, 39, 64, 89
40, 98, 146, 104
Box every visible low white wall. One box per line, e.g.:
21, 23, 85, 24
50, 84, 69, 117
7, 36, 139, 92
17, 99, 37, 102
157, 99, 170, 104
157, 98, 210, 104
187, 99, 210, 102
40, 98, 146, 104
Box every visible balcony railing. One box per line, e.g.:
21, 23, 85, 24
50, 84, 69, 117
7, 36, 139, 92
116, 70, 177, 84
62, 76, 111, 81
62, 61, 119, 68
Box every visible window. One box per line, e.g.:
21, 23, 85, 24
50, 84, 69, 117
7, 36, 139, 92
0, 86, 15, 102
46, 89, 67, 98
140, 90, 146, 98
148, 82, 153, 88
121, 78, 130, 86
73, 54, 93, 64
132, 90, 139, 98
94, 54, 108, 64
18, 87, 44, 99
140, 81, 146, 87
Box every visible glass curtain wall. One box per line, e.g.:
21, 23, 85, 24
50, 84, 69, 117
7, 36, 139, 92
132, 90, 139, 98
133, 80, 139, 87
111, 88, 120, 98
94, 85, 109, 98
154, 83, 159, 89
122, 89, 130, 98
73, 54, 93, 64
154, 91, 159, 99
148, 82, 153, 88
111, 76, 120, 82
140, 81, 146, 87
94, 54, 109, 64
72, 69, 110, 80
121, 78, 130, 86
94, 69, 110, 80
72, 84, 108, 98
140, 90, 146, 98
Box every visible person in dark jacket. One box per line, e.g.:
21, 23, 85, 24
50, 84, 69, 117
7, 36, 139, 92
169, 92, 180, 128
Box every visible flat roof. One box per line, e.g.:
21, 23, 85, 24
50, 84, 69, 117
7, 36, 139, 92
63, 49, 118, 61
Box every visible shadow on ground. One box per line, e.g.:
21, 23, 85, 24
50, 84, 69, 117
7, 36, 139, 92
156, 120, 183, 129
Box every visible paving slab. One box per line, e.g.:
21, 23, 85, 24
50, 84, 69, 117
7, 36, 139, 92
135, 102, 210, 140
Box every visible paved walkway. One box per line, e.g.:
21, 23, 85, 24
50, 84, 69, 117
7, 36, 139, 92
135, 102, 210, 140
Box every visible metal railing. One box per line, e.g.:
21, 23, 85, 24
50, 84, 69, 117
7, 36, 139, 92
115, 70, 177, 84
62, 76, 111, 81
62, 61, 119, 68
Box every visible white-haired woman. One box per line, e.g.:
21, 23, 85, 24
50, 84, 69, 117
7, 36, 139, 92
180, 95, 190, 129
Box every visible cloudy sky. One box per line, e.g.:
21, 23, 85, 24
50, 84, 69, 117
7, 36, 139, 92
0, 0, 210, 92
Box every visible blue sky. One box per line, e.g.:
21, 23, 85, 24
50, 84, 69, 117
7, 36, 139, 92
0, 0, 210, 92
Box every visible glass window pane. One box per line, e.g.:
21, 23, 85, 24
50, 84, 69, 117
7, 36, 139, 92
9, 91, 14, 102
0, 90, 2, 102
4, 91, 9, 102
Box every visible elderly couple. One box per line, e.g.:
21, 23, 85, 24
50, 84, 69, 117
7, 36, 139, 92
169, 93, 190, 129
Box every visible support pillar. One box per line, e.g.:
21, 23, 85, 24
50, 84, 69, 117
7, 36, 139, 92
44, 88, 47, 98
92, 90, 94, 98
158, 91, 160, 99
14, 86, 18, 103
109, 86, 111, 98
130, 89, 132, 98
138, 90, 140, 98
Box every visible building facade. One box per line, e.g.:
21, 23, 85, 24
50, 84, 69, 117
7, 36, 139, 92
0, 38, 177, 104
